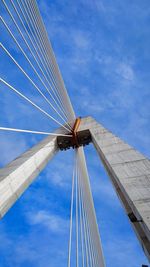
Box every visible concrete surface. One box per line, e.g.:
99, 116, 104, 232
79, 116, 150, 261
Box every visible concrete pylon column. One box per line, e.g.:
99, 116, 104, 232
79, 116, 150, 261
0, 127, 68, 219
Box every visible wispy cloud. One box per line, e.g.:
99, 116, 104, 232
26, 210, 68, 233
116, 62, 135, 81
105, 235, 149, 267
0, 133, 27, 166
0, 0, 150, 266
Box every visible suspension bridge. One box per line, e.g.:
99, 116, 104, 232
0, 0, 150, 266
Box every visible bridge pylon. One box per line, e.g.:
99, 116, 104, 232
0, 116, 150, 262
79, 116, 150, 261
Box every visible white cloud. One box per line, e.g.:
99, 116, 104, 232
1, 0, 149, 266
47, 171, 67, 187
73, 31, 90, 49
116, 62, 135, 81
26, 210, 68, 233
0, 133, 27, 166
105, 236, 149, 267
80, 0, 105, 13
95, 53, 135, 82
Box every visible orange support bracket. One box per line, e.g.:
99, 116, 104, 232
72, 117, 81, 148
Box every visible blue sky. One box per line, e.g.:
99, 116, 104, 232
0, 0, 150, 266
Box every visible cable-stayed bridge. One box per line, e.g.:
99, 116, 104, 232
0, 0, 150, 266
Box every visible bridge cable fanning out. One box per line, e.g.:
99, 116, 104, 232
1, 0, 75, 132
0, 16, 72, 129
0, 0, 106, 265
68, 149, 105, 267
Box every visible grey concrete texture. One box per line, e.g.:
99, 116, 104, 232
0, 126, 69, 219
0, 115, 150, 261
79, 116, 150, 261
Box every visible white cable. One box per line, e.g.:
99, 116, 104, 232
11, 0, 71, 124
79, 156, 96, 267
78, 165, 85, 267
76, 155, 79, 267
29, 0, 75, 120
81, 179, 93, 267
78, 151, 98, 266
79, 156, 99, 267
83, 181, 97, 267
68, 152, 76, 267
78, 148, 106, 267
0, 78, 71, 132
1, 43, 72, 132
0, 18, 72, 131
80, 172, 90, 267
17, 0, 70, 120
2, 0, 72, 124
0, 127, 72, 137
28, 0, 69, 108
